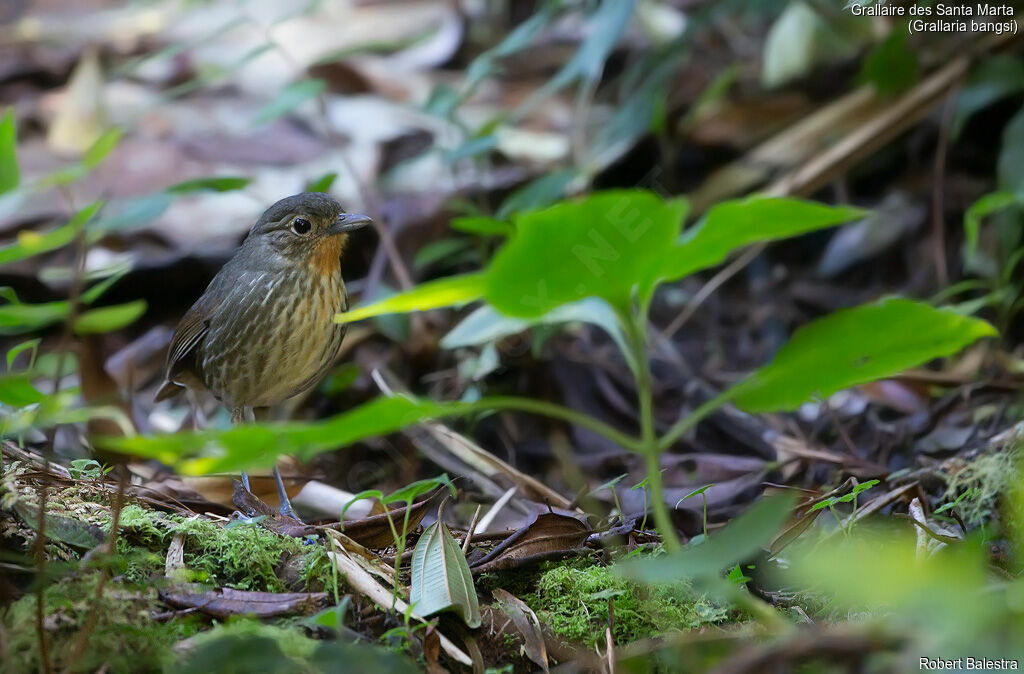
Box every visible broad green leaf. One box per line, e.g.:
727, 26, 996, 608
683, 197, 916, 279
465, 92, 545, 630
731, 299, 997, 413
953, 56, 1024, 137
100, 396, 475, 474
0, 109, 18, 195
409, 518, 481, 628
0, 374, 45, 406
336, 273, 485, 324
0, 201, 102, 266
252, 79, 326, 126
74, 300, 147, 334
618, 494, 796, 583
487, 191, 689, 316
998, 103, 1024, 194
450, 216, 513, 237
305, 172, 338, 193
858, 29, 918, 95
663, 196, 866, 282
167, 176, 251, 194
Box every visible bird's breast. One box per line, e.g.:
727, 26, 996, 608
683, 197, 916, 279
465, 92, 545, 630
199, 267, 347, 408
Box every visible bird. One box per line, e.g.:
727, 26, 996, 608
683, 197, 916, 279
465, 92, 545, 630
154, 192, 371, 520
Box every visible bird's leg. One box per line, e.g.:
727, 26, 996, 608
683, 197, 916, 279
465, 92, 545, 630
248, 407, 302, 522
232, 407, 252, 492
273, 465, 302, 522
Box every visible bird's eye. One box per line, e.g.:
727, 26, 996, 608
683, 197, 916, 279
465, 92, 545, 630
292, 217, 312, 235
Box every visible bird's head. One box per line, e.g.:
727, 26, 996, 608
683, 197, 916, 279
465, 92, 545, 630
246, 192, 372, 272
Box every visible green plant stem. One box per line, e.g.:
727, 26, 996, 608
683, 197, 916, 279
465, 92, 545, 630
623, 311, 683, 554
473, 396, 643, 452
658, 388, 737, 451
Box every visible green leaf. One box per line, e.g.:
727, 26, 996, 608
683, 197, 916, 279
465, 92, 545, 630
99, 396, 475, 474
858, 29, 918, 95
835, 479, 878, 504
167, 176, 251, 194
383, 474, 455, 506
336, 274, 486, 324
252, 79, 326, 126
450, 216, 513, 237
997, 103, 1024, 194
953, 56, 1024, 137
341, 489, 384, 520
74, 300, 147, 334
496, 169, 579, 221
6, 338, 40, 369
731, 299, 997, 413
0, 293, 70, 335
82, 128, 122, 169
0, 201, 102, 266
676, 484, 714, 507
0, 109, 18, 195
532, 0, 635, 98
440, 298, 631, 367
305, 172, 338, 193
663, 196, 866, 282
0, 374, 45, 406
409, 518, 481, 628
618, 494, 796, 583
414, 238, 474, 270
488, 191, 689, 316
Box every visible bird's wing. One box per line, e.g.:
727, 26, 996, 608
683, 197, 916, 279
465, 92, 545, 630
154, 302, 211, 402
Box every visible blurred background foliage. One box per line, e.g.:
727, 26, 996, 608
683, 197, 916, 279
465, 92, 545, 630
1, 0, 1024, 672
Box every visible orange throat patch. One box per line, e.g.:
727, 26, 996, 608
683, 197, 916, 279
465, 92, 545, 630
308, 234, 346, 275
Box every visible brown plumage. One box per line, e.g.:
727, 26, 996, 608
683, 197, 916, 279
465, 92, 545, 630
155, 192, 371, 417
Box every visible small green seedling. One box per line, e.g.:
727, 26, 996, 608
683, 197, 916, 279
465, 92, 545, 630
808, 479, 879, 536
342, 474, 456, 607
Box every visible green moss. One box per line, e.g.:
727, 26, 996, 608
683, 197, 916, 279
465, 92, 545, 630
941, 434, 1022, 525
0, 572, 203, 673
522, 558, 727, 646
171, 517, 306, 592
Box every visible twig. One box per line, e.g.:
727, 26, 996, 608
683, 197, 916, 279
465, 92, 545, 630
659, 243, 762, 342
462, 504, 482, 554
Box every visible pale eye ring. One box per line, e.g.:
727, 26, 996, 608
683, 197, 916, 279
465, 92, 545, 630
292, 217, 312, 234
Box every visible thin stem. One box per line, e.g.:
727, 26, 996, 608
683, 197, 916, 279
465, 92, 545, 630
472, 396, 643, 453
658, 388, 737, 451
623, 311, 682, 553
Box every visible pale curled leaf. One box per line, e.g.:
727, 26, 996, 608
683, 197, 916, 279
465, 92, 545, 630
410, 519, 481, 628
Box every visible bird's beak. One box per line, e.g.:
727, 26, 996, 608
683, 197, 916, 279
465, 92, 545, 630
329, 212, 373, 235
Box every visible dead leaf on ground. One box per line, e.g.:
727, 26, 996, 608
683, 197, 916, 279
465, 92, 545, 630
469, 511, 590, 574
160, 584, 326, 618
493, 588, 549, 673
